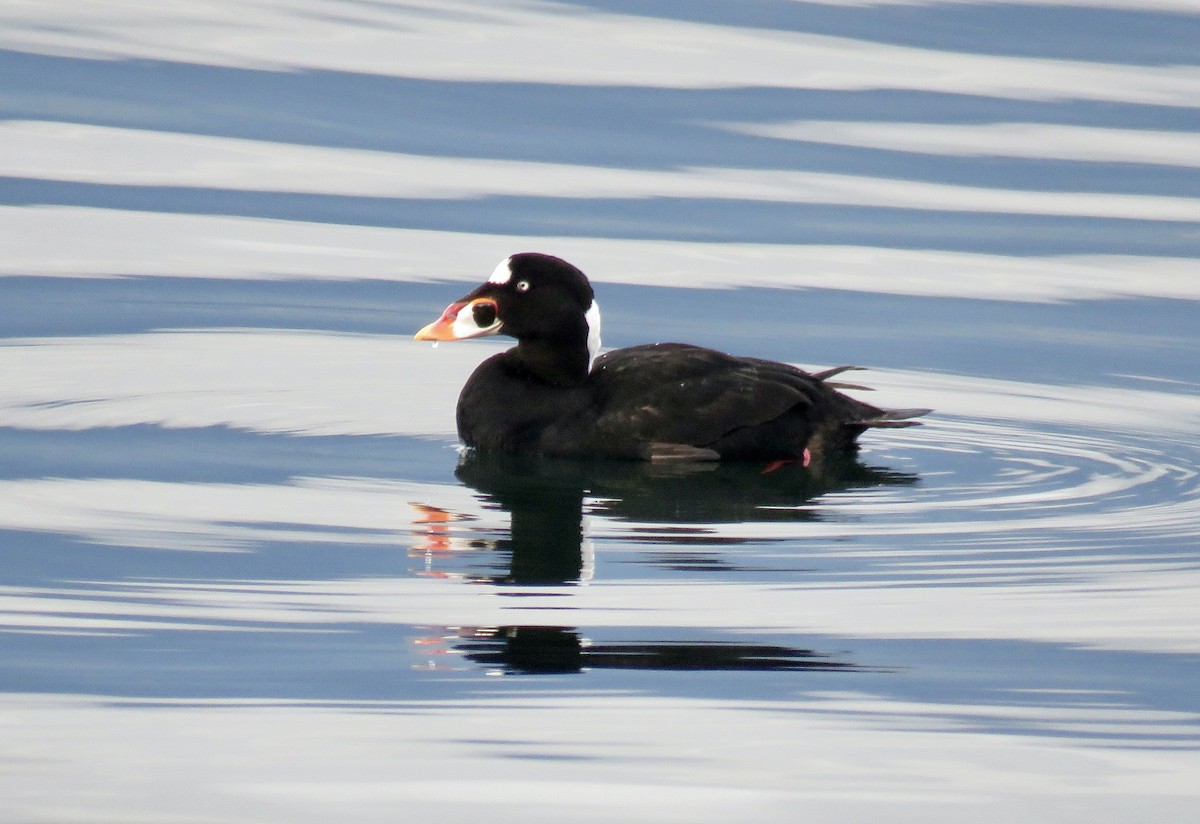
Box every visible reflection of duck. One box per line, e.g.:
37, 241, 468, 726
416, 253, 929, 463
449, 450, 917, 585
408, 454, 915, 676
433, 626, 872, 675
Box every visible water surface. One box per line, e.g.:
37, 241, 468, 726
2, 2, 1198, 822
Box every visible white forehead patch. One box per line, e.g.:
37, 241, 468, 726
488, 257, 514, 285
584, 299, 602, 371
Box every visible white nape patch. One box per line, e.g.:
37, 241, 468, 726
584, 300, 602, 371
487, 257, 513, 285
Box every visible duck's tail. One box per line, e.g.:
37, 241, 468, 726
857, 407, 932, 428
814, 365, 932, 429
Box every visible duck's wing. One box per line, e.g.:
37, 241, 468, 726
590, 344, 833, 449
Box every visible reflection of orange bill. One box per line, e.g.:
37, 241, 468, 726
409, 631, 462, 672
409, 502, 454, 554
411, 503, 453, 524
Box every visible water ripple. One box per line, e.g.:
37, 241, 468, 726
847, 417, 1200, 542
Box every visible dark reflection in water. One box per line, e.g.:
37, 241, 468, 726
436, 626, 871, 675
431, 450, 917, 585
408, 454, 917, 676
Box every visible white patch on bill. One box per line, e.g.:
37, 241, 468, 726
487, 256, 513, 285
451, 300, 502, 339
584, 299, 602, 371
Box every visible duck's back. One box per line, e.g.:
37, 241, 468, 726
578, 344, 882, 461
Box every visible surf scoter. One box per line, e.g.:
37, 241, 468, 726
415, 253, 929, 464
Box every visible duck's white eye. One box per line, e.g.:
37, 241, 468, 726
516, 280, 531, 293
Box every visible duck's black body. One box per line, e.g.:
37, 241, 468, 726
416, 253, 928, 463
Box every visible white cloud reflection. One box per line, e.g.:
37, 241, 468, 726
2, 1, 1198, 103
6, 122, 1200, 223
725, 120, 1200, 168
3, 207, 1198, 303
0, 331, 488, 436
4, 691, 1194, 824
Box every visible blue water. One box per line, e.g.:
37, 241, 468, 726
2, 2, 1199, 821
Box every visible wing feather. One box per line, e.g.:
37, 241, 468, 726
590, 344, 821, 446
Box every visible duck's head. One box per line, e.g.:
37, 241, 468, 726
415, 253, 603, 372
